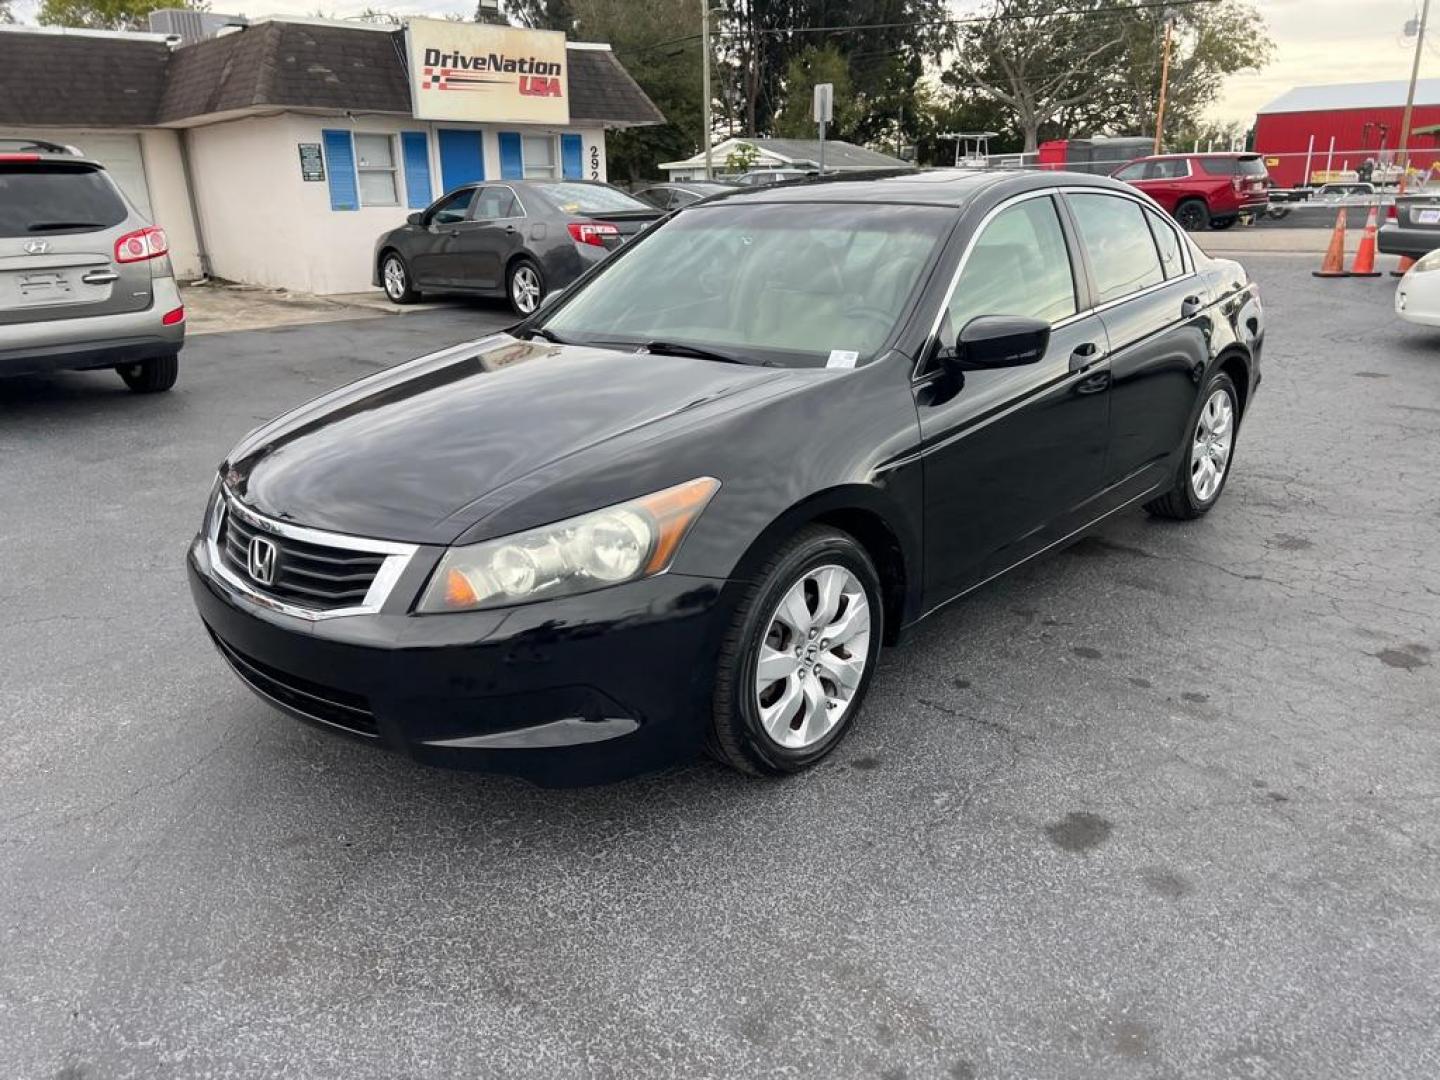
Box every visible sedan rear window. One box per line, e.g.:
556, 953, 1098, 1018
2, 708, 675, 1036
0, 163, 128, 237
542, 202, 953, 367
533, 182, 650, 215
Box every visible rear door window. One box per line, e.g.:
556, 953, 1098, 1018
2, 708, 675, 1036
1144, 208, 1186, 278
1067, 193, 1165, 303
0, 163, 128, 237
473, 186, 520, 219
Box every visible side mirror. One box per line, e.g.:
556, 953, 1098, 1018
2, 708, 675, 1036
939, 316, 1051, 376
407, 212, 424, 227
537, 286, 565, 311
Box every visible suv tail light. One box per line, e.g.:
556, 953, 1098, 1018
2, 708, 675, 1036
1231, 176, 1244, 193
567, 221, 620, 247
114, 225, 168, 263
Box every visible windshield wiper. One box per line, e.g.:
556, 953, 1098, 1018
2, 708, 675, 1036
633, 340, 772, 367
523, 327, 570, 345
28, 221, 103, 231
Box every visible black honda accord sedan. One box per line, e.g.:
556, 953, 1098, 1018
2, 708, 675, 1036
190, 170, 1263, 785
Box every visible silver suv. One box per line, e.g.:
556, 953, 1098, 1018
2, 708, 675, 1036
1, 139, 184, 392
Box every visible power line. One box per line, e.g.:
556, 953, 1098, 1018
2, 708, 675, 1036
617, 0, 1223, 57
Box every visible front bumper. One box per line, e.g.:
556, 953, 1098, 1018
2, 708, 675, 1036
1378, 222, 1440, 260
187, 537, 730, 785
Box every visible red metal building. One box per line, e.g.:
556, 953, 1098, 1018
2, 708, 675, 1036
1255, 79, 1440, 187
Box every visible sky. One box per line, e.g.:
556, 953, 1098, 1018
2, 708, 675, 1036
8, 0, 1435, 126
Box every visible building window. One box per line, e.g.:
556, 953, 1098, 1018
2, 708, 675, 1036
522, 135, 558, 179
354, 133, 399, 207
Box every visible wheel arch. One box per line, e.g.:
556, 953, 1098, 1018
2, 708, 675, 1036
1216, 346, 1253, 417
724, 486, 919, 647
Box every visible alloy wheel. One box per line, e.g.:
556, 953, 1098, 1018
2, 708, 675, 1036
753, 564, 872, 750
383, 257, 407, 301
1190, 388, 1235, 502
511, 265, 541, 313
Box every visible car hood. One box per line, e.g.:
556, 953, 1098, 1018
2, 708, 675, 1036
224, 334, 801, 544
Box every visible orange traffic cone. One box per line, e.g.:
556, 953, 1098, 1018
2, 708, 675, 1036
1312, 208, 1348, 277
1347, 205, 1382, 277
1391, 255, 1416, 277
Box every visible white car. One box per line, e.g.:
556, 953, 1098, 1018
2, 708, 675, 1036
1395, 249, 1440, 326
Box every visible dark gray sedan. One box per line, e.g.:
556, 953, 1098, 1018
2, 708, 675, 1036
373, 180, 662, 315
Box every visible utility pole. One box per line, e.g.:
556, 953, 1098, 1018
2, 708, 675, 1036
1399, 0, 1432, 187
701, 0, 713, 180
1152, 18, 1174, 155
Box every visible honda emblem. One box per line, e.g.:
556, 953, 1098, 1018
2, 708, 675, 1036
24, 240, 50, 255
247, 535, 278, 586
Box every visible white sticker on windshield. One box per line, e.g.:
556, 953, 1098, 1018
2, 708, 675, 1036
826, 350, 859, 370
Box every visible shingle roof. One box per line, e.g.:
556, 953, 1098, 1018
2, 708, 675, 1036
0, 28, 171, 127
747, 138, 910, 169
158, 21, 413, 123
0, 23, 664, 129
1258, 79, 1440, 115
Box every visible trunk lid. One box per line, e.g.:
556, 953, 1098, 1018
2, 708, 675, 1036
0, 160, 152, 326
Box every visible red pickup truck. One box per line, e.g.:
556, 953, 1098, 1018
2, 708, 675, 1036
1111, 152, 1270, 232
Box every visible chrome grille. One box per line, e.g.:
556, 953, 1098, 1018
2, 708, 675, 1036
209, 493, 417, 618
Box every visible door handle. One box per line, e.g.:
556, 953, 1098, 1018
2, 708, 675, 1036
82, 269, 120, 285
1181, 294, 1203, 318
1068, 341, 1101, 373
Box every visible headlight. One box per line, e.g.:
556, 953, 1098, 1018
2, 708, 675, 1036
417, 477, 720, 613
1410, 249, 1440, 273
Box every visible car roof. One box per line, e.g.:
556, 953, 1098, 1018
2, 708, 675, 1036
711, 168, 1139, 208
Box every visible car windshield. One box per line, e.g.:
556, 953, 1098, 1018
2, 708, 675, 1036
0, 163, 127, 237
540, 201, 953, 367
533, 182, 650, 215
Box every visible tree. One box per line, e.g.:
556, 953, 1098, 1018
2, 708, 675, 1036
947, 0, 1128, 153
0, 0, 14, 23
1105, 0, 1272, 145
947, 0, 1273, 152
37, 0, 204, 30
773, 45, 859, 139
725, 140, 760, 171
716, 0, 950, 141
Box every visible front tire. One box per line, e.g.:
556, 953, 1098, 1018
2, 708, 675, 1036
1144, 371, 1240, 520
117, 354, 178, 393
708, 526, 882, 776
380, 252, 419, 304
507, 258, 545, 316
1174, 199, 1210, 232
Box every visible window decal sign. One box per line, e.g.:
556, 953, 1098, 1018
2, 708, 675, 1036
406, 19, 570, 125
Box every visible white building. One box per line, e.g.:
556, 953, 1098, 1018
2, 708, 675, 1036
660, 137, 911, 181
0, 19, 664, 295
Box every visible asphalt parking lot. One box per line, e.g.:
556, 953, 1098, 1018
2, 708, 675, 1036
2, 260, 1438, 1080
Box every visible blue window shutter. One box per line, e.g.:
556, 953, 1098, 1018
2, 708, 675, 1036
437, 129, 484, 192
498, 132, 523, 180
321, 129, 358, 211
400, 131, 432, 209
561, 133, 583, 179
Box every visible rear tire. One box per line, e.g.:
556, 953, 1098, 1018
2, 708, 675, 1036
708, 526, 883, 776
117, 354, 178, 394
507, 258, 545, 316
1174, 199, 1210, 232
380, 252, 420, 304
1144, 371, 1239, 521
